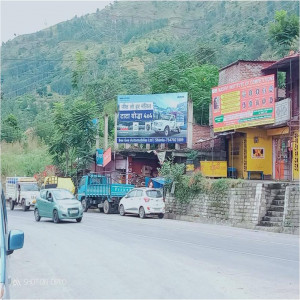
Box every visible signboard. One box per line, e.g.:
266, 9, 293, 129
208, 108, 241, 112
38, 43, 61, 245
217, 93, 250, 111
200, 161, 227, 177
117, 93, 188, 144
274, 98, 291, 125
251, 147, 265, 159
96, 149, 103, 166
212, 75, 275, 132
103, 147, 112, 167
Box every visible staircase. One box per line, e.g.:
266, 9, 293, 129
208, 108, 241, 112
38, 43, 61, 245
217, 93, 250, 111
259, 184, 286, 227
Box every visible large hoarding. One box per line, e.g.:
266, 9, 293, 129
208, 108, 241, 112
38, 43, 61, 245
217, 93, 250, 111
212, 75, 275, 132
117, 93, 188, 144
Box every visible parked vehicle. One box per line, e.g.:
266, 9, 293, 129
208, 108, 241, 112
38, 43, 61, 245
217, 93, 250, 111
42, 176, 75, 194
0, 183, 24, 299
77, 173, 134, 213
34, 188, 83, 223
152, 114, 181, 137
119, 188, 165, 219
6, 177, 39, 211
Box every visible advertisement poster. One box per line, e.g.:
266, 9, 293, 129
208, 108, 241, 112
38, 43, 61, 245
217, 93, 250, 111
251, 148, 265, 159
117, 93, 188, 144
212, 75, 275, 132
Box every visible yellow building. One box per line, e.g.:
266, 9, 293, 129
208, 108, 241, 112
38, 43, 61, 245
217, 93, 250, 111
228, 128, 272, 179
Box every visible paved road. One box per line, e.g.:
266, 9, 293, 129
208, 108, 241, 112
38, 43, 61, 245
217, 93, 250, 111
8, 208, 299, 299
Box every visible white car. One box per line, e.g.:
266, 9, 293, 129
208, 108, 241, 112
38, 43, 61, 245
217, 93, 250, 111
152, 114, 181, 137
119, 188, 165, 219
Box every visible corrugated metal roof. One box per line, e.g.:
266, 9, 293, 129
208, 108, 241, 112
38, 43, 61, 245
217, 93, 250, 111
262, 53, 300, 71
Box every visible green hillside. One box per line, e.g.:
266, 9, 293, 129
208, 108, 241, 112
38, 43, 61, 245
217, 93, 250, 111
1, 1, 299, 176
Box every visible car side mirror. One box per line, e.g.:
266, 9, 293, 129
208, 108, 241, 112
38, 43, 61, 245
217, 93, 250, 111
7, 229, 24, 255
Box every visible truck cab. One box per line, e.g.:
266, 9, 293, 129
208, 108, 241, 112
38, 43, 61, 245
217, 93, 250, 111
6, 177, 40, 211
77, 173, 134, 214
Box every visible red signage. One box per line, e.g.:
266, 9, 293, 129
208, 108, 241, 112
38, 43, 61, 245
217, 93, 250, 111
212, 75, 275, 132
103, 147, 112, 167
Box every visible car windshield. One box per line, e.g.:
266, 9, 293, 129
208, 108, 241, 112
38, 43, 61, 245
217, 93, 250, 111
146, 190, 162, 198
161, 115, 171, 120
52, 190, 75, 200
20, 183, 39, 191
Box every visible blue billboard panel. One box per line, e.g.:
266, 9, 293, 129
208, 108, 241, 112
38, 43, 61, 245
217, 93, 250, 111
117, 93, 188, 144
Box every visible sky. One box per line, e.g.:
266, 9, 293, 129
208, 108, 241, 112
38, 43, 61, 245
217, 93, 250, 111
1, 0, 112, 43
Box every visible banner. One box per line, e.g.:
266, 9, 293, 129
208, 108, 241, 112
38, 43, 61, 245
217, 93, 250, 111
212, 75, 275, 132
117, 93, 188, 144
103, 148, 112, 167
96, 149, 103, 166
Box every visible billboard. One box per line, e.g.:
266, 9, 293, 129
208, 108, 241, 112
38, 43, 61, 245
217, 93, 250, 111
117, 93, 188, 144
212, 75, 275, 132
96, 148, 112, 167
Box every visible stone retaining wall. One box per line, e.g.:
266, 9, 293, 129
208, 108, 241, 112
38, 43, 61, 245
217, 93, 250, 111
165, 182, 299, 234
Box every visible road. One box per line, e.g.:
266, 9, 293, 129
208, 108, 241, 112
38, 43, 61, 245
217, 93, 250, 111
8, 208, 299, 299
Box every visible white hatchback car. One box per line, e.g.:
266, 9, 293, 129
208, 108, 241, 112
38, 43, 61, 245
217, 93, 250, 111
119, 188, 165, 219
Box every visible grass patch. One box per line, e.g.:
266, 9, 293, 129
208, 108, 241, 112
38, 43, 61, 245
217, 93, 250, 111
1, 137, 52, 180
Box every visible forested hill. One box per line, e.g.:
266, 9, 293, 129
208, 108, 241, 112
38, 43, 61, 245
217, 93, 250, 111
1, 1, 299, 131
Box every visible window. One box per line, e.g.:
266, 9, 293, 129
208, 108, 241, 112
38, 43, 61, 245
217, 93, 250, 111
127, 190, 136, 198
79, 177, 86, 187
146, 190, 163, 198
136, 190, 143, 197
40, 190, 46, 199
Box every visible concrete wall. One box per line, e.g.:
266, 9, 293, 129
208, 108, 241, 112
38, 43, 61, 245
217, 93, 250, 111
165, 182, 299, 234
283, 185, 300, 229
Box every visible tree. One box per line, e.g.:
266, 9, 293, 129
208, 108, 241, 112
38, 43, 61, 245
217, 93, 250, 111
48, 100, 97, 176
1, 114, 22, 142
150, 53, 218, 124
269, 10, 299, 55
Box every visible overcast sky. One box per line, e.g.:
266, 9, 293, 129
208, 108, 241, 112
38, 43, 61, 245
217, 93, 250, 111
1, 0, 112, 43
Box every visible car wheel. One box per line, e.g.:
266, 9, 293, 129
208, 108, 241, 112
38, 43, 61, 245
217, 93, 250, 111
158, 213, 164, 219
103, 200, 112, 214
53, 210, 60, 223
76, 217, 82, 223
22, 199, 26, 211
34, 208, 41, 221
25, 206, 30, 211
119, 205, 125, 216
164, 126, 170, 137
139, 206, 146, 219
81, 199, 88, 212
10, 200, 15, 210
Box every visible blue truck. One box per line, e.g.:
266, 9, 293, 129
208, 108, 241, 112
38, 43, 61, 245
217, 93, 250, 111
77, 173, 134, 213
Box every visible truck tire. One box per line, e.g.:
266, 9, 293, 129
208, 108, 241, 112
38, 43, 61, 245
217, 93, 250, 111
22, 199, 26, 211
103, 200, 112, 214
10, 200, 15, 211
81, 199, 88, 212
164, 126, 170, 137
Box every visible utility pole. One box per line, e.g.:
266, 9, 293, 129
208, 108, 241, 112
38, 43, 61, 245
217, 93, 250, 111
104, 114, 108, 151
95, 119, 99, 149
